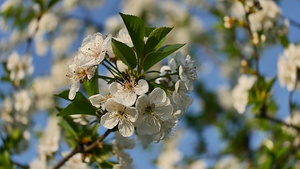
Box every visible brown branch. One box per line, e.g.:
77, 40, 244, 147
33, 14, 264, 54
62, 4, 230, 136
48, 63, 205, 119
52, 129, 112, 169
257, 114, 300, 131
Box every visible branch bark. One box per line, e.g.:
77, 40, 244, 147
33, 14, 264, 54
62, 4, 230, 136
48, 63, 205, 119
52, 129, 112, 169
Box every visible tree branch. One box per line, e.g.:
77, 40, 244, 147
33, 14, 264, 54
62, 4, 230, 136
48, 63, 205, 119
257, 114, 300, 131
52, 129, 112, 169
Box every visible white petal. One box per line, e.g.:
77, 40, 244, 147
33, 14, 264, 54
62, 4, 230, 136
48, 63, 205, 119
89, 94, 106, 108
116, 91, 136, 107
179, 66, 188, 81
134, 79, 149, 95
155, 104, 173, 121
69, 82, 80, 100
149, 88, 166, 104
118, 120, 134, 137
101, 112, 119, 129
125, 107, 138, 122
136, 95, 150, 113
116, 60, 128, 72
109, 82, 121, 95
105, 99, 124, 112
175, 51, 185, 65
137, 116, 161, 135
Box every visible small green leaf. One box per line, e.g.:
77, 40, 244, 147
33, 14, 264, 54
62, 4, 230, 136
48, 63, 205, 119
57, 92, 97, 116
84, 67, 99, 96
145, 27, 173, 54
142, 44, 185, 71
119, 13, 145, 59
111, 38, 137, 69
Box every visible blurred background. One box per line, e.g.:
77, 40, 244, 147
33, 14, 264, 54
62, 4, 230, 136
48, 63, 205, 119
1, 0, 300, 168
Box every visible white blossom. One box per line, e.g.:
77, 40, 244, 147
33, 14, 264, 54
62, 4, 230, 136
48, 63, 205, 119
52, 57, 72, 88
89, 93, 112, 110
32, 76, 56, 110
232, 75, 256, 114
112, 132, 135, 169
34, 36, 49, 56
248, 0, 281, 32
136, 88, 173, 135
172, 80, 193, 113
78, 32, 114, 67
67, 57, 97, 100
278, 56, 297, 91
14, 90, 32, 113
29, 155, 47, 169
115, 29, 133, 47
157, 131, 183, 169
157, 149, 182, 169
38, 13, 58, 34
1, 0, 21, 12
39, 116, 61, 156
116, 60, 128, 73
283, 44, 300, 68
61, 152, 91, 169
101, 99, 138, 137
70, 114, 94, 125
1, 96, 13, 123
7, 51, 34, 84
170, 52, 197, 91
109, 78, 148, 107
217, 86, 233, 110
189, 159, 207, 169
215, 156, 242, 169
52, 35, 73, 57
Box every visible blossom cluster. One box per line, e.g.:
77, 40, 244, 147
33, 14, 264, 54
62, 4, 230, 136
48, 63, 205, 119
65, 14, 197, 166
67, 29, 196, 138
232, 75, 256, 114
278, 44, 300, 91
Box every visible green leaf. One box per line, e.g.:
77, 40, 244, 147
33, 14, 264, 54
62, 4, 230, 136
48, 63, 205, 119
55, 90, 71, 101
142, 44, 185, 71
111, 38, 137, 69
145, 27, 156, 37
84, 68, 99, 96
265, 77, 277, 93
145, 27, 173, 54
280, 35, 290, 48
59, 116, 78, 139
57, 92, 97, 116
0, 151, 13, 169
119, 13, 145, 59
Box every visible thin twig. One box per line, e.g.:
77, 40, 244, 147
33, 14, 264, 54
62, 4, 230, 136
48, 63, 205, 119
52, 129, 112, 169
257, 114, 300, 131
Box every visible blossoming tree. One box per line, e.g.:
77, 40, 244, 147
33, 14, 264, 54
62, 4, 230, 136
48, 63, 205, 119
1, 0, 300, 168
